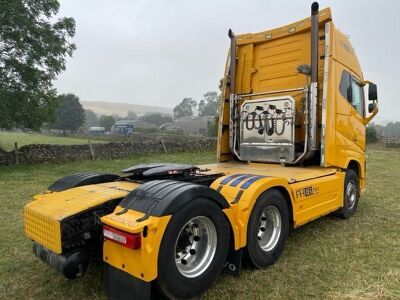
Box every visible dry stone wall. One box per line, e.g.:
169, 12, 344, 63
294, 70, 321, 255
0, 138, 216, 165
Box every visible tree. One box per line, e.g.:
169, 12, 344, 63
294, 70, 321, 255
207, 117, 218, 137
84, 109, 98, 128
99, 115, 115, 132
198, 91, 219, 116
173, 98, 197, 119
139, 114, 173, 127
366, 125, 378, 143
50, 94, 84, 134
0, 0, 76, 130
127, 111, 138, 120
383, 122, 400, 137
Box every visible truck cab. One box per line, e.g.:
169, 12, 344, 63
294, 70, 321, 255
23, 3, 378, 300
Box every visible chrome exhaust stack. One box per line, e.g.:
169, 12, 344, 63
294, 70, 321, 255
228, 29, 241, 160
308, 2, 319, 154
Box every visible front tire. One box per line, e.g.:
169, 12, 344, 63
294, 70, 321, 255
338, 169, 359, 219
245, 189, 290, 269
156, 198, 230, 299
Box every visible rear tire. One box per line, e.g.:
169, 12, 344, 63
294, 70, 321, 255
156, 198, 229, 299
338, 169, 359, 219
245, 189, 289, 269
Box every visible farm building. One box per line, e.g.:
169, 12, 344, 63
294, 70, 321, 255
175, 116, 215, 136
112, 119, 158, 134
112, 120, 135, 134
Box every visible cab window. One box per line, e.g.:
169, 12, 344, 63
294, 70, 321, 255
351, 78, 364, 116
339, 70, 364, 116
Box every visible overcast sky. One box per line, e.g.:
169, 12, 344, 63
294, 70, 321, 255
55, 0, 400, 123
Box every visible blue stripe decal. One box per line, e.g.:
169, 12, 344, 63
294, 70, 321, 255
230, 174, 254, 187
220, 174, 245, 185
240, 175, 265, 189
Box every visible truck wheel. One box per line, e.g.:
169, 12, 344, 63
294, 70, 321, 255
338, 169, 359, 219
245, 189, 289, 269
155, 198, 230, 299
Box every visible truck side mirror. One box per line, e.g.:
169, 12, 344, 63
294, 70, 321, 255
368, 102, 377, 113
369, 83, 378, 101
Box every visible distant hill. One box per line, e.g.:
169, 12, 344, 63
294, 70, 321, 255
82, 101, 173, 117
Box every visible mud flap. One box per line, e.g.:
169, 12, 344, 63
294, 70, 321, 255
104, 263, 151, 300
223, 248, 242, 276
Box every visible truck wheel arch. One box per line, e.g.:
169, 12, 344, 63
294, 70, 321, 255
118, 180, 230, 219
347, 160, 361, 178
48, 172, 120, 192
346, 159, 364, 190
246, 186, 294, 229
271, 186, 294, 227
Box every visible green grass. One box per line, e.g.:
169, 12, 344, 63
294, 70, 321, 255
0, 131, 105, 151
0, 148, 399, 299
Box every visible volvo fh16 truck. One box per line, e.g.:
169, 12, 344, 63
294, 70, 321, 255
24, 3, 379, 299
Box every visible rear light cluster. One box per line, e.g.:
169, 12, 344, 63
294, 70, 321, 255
103, 225, 141, 249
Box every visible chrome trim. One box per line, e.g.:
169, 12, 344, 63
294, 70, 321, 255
175, 216, 218, 278
320, 22, 330, 166
308, 81, 318, 151
228, 30, 237, 154
239, 87, 305, 98
257, 205, 282, 252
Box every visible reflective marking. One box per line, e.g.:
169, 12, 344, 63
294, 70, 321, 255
231, 190, 244, 204
230, 174, 254, 187
240, 175, 265, 189
220, 174, 245, 185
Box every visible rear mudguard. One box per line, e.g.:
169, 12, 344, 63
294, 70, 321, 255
116, 179, 229, 218
101, 180, 230, 284
48, 172, 120, 192
101, 176, 294, 281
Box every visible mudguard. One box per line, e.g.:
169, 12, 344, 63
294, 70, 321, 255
117, 180, 229, 219
48, 172, 120, 192
101, 180, 230, 285
104, 264, 151, 300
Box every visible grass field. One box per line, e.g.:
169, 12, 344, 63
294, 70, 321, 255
0, 131, 105, 151
0, 147, 399, 299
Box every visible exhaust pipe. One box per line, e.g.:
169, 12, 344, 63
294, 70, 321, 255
33, 243, 89, 279
228, 29, 236, 96
307, 2, 319, 156
310, 2, 319, 83
228, 29, 241, 158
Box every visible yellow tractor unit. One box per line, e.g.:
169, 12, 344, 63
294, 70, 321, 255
23, 3, 379, 299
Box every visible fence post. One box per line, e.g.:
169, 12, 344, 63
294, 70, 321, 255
88, 140, 95, 160
160, 138, 167, 154
14, 142, 19, 165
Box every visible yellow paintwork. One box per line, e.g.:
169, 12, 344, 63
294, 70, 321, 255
218, 9, 332, 160
102, 163, 346, 280
322, 23, 368, 187
202, 162, 337, 181
218, 7, 377, 187
208, 163, 342, 248
24, 181, 139, 253
101, 207, 171, 282
101, 6, 379, 283
24, 204, 62, 253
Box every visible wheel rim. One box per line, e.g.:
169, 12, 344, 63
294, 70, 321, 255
346, 180, 357, 210
174, 216, 217, 278
257, 205, 281, 252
